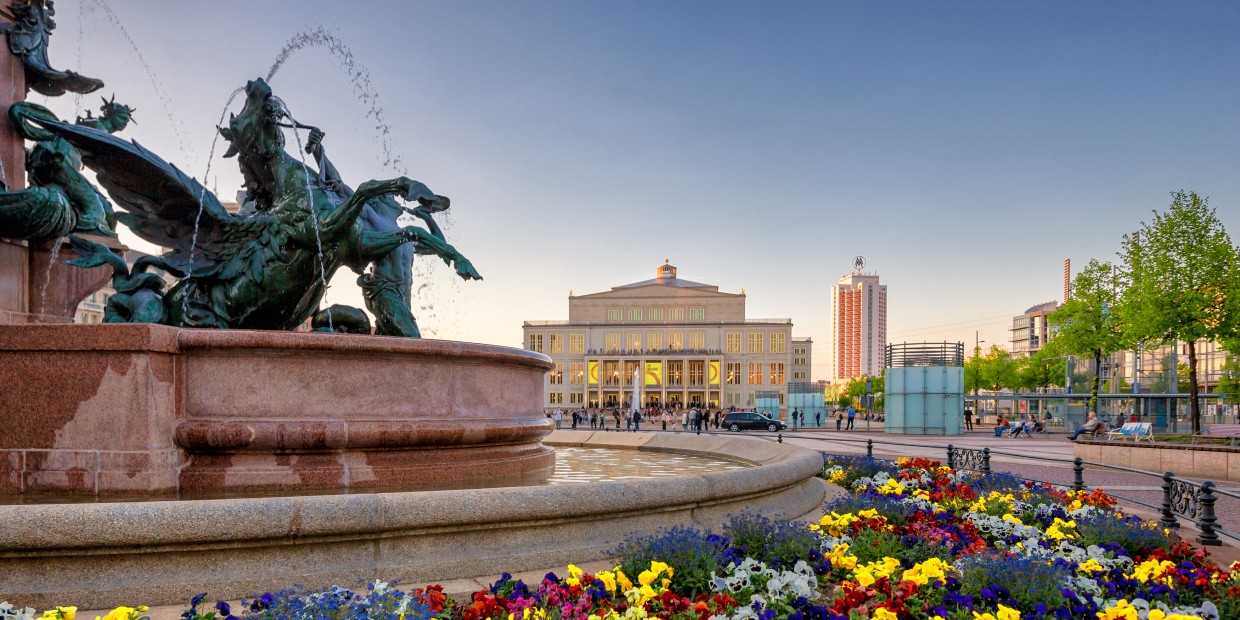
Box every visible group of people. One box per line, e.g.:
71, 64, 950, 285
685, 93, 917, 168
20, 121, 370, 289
549, 407, 724, 433
991, 412, 1050, 438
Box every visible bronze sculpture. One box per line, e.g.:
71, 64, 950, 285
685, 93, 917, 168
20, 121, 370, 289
0, 0, 103, 96
30, 78, 480, 333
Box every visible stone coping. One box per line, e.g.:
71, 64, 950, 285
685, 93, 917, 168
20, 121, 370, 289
0, 432, 826, 608
0, 323, 553, 371
1077, 440, 1239, 454
1074, 441, 1240, 482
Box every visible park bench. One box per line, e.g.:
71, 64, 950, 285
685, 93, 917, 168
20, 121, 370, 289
1105, 422, 1154, 442
1191, 423, 1240, 447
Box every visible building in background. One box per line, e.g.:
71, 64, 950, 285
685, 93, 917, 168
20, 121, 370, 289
522, 261, 811, 415
1010, 301, 1058, 357
829, 266, 887, 384
791, 337, 813, 382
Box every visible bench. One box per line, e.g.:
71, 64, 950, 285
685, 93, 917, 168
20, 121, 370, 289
1105, 422, 1154, 442
1191, 424, 1240, 447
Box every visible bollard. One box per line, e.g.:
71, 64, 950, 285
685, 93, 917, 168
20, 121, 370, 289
866, 439, 873, 458
1160, 472, 1179, 529
777, 433, 783, 444
981, 447, 991, 475
1196, 481, 1221, 546
1072, 457, 1085, 491
947, 444, 955, 470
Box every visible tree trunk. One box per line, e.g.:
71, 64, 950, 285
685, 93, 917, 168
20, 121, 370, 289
1092, 350, 1102, 418
1188, 340, 1201, 435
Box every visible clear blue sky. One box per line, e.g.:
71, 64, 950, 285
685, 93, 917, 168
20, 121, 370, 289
36, 1, 1240, 380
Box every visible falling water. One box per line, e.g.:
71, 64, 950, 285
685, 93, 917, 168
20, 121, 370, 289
266, 27, 402, 172
83, 0, 192, 162
275, 99, 333, 331
266, 27, 469, 337
181, 87, 246, 319
0, 155, 7, 190
37, 237, 66, 319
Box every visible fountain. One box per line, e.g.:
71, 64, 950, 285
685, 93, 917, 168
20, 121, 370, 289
0, 1, 825, 608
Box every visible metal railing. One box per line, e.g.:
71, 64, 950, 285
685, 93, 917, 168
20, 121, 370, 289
885, 342, 965, 368
814, 435, 1236, 548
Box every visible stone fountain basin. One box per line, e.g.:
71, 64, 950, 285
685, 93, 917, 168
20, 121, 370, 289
0, 324, 556, 497
0, 431, 826, 608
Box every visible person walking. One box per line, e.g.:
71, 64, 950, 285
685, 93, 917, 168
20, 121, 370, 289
661, 410, 669, 431
633, 409, 641, 432
815, 409, 822, 427
846, 406, 856, 430
963, 407, 974, 431
554, 409, 563, 430
680, 411, 688, 431
834, 408, 843, 431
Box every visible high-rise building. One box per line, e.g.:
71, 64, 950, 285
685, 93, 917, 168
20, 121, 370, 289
829, 268, 887, 384
1010, 301, 1058, 357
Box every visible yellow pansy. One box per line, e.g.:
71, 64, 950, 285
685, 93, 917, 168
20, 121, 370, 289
96, 607, 148, 620
596, 569, 618, 593
1044, 518, 1077, 542
567, 563, 583, 587
972, 613, 997, 620
616, 568, 633, 592
913, 488, 932, 500
817, 511, 859, 537
1002, 513, 1023, 525
1147, 611, 1203, 620
40, 608, 76, 620
877, 479, 906, 496
901, 557, 953, 587
873, 609, 899, 620
826, 543, 858, 570
827, 469, 848, 483
1078, 559, 1106, 575
996, 605, 1021, 620
852, 565, 876, 588
1130, 559, 1177, 585
1096, 600, 1140, 620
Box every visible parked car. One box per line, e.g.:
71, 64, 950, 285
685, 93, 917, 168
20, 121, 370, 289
723, 411, 785, 433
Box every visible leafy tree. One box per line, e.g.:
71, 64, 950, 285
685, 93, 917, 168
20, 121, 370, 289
1015, 346, 1067, 390
1120, 191, 1240, 434
1048, 259, 1127, 416
1146, 354, 1190, 394
975, 345, 1018, 414
1216, 354, 1240, 408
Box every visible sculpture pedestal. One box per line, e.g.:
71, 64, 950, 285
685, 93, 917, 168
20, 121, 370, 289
0, 324, 555, 498
0, 235, 123, 325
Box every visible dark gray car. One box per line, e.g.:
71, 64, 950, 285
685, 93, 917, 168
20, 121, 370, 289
723, 411, 786, 433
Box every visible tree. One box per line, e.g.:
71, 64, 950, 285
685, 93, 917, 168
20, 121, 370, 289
1120, 191, 1240, 434
1216, 354, 1240, 408
975, 345, 1018, 415
1048, 259, 1127, 416
1015, 346, 1067, 390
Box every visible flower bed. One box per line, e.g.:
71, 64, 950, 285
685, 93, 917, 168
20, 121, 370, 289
3, 455, 1237, 620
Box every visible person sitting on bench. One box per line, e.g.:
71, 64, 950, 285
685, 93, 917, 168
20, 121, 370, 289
1068, 412, 1102, 441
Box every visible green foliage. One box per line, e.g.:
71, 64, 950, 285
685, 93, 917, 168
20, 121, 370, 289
1049, 259, 1127, 413
1218, 354, 1240, 407
848, 528, 950, 566
722, 514, 820, 568
957, 554, 1073, 611
1120, 191, 1240, 432
1015, 346, 1066, 390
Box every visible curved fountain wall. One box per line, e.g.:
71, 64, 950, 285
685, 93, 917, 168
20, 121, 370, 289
0, 430, 826, 609
0, 324, 556, 497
